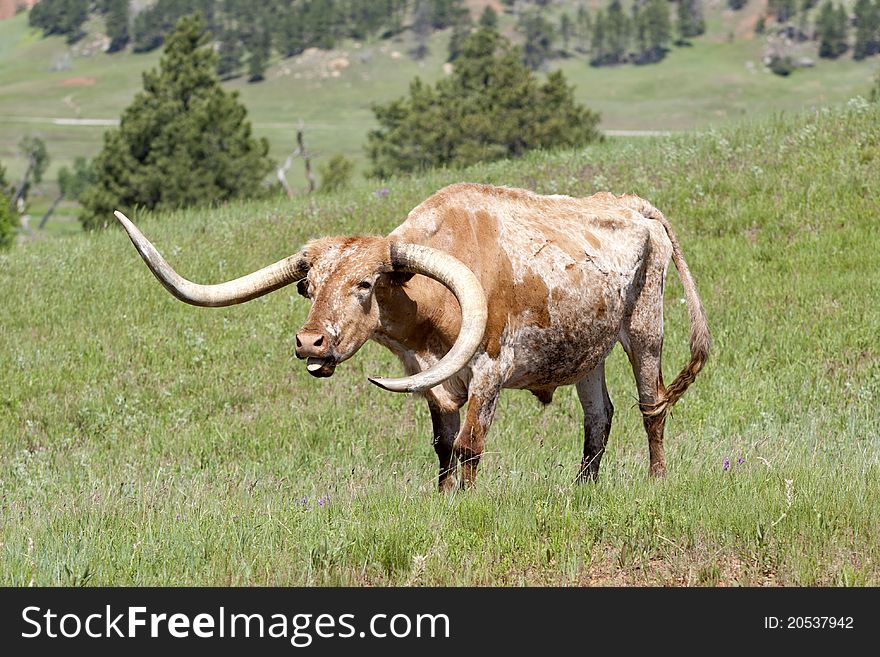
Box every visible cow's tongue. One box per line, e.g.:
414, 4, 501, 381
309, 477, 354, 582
306, 357, 336, 377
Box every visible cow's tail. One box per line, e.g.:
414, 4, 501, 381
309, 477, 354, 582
625, 197, 711, 418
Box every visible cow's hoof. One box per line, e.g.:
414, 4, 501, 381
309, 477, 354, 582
649, 463, 667, 479
438, 479, 457, 495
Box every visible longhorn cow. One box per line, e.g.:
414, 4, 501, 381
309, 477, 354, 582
115, 183, 710, 492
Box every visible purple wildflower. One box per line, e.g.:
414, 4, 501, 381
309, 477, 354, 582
737, 456, 745, 466
374, 187, 390, 198
722, 457, 730, 472
318, 496, 329, 508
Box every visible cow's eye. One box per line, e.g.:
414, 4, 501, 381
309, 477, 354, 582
356, 280, 372, 291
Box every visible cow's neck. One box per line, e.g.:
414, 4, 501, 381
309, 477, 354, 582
372, 277, 462, 363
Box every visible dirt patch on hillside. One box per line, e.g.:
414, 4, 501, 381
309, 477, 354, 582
722, 0, 770, 41
465, 0, 503, 17
275, 48, 355, 81
61, 77, 97, 87
0, 0, 37, 21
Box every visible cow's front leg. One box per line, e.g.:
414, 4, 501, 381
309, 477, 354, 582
428, 402, 461, 494
454, 380, 501, 489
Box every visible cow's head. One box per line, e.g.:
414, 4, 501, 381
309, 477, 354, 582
291, 236, 392, 378
113, 212, 487, 393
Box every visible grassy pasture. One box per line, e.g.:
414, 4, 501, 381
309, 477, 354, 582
1, 101, 878, 585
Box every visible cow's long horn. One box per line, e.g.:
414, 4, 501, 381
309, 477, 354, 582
114, 211, 309, 307
369, 243, 487, 394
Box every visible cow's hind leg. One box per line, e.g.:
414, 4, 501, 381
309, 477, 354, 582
620, 294, 669, 478
627, 341, 667, 478
429, 403, 460, 494
575, 361, 614, 482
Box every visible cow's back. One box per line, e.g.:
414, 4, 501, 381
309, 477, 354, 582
390, 183, 658, 269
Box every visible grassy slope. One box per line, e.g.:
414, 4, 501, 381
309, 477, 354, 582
0, 101, 878, 585
560, 36, 880, 131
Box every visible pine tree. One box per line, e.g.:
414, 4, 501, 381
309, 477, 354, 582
797, 2, 810, 38
591, 9, 608, 64
520, 10, 556, 70
280, 10, 306, 57
677, 0, 706, 41
769, 0, 797, 22
576, 3, 592, 52
104, 0, 130, 52
0, 162, 16, 249
607, 0, 632, 63
29, 0, 89, 43
386, 0, 408, 36
816, 1, 849, 59
448, 16, 473, 62
80, 14, 272, 230
0, 193, 17, 250
560, 12, 573, 51
217, 30, 244, 79
834, 4, 851, 51
430, 0, 468, 29
816, 1, 836, 57
27, 1, 515, 61
853, 0, 880, 59
530, 70, 600, 149
131, 0, 217, 53
304, 0, 336, 50
247, 47, 268, 82
366, 26, 601, 178
479, 5, 498, 29
318, 154, 355, 193
246, 25, 271, 83
592, 0, 631, 65
635, 0, 671, 63
411, 0, 432, 60
345, 0, 387, 39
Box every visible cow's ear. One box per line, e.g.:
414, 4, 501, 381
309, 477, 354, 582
296, 279, 310, 299
384, 271, 415, 287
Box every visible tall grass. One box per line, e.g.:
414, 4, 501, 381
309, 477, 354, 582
1, 100, 878, 585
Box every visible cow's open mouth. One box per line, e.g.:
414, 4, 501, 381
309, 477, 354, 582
306, 357, 337, 378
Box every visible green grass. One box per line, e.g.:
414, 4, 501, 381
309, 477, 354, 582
1, 100, 878, 585
2, 4, 879, 219
559, 37, 880, 131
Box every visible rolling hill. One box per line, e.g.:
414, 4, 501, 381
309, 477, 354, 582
0, 1, 878, 233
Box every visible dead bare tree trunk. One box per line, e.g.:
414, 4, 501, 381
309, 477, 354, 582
11, 159, 34, 209
276, 154, 295, 199
38, 193, 65, 230
276, 123, 316, 198
298, 127, 316, 195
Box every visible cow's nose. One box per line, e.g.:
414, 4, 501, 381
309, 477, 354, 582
295, 331, 329, 358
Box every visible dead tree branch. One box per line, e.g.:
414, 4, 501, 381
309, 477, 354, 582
276, 123, 316, 198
